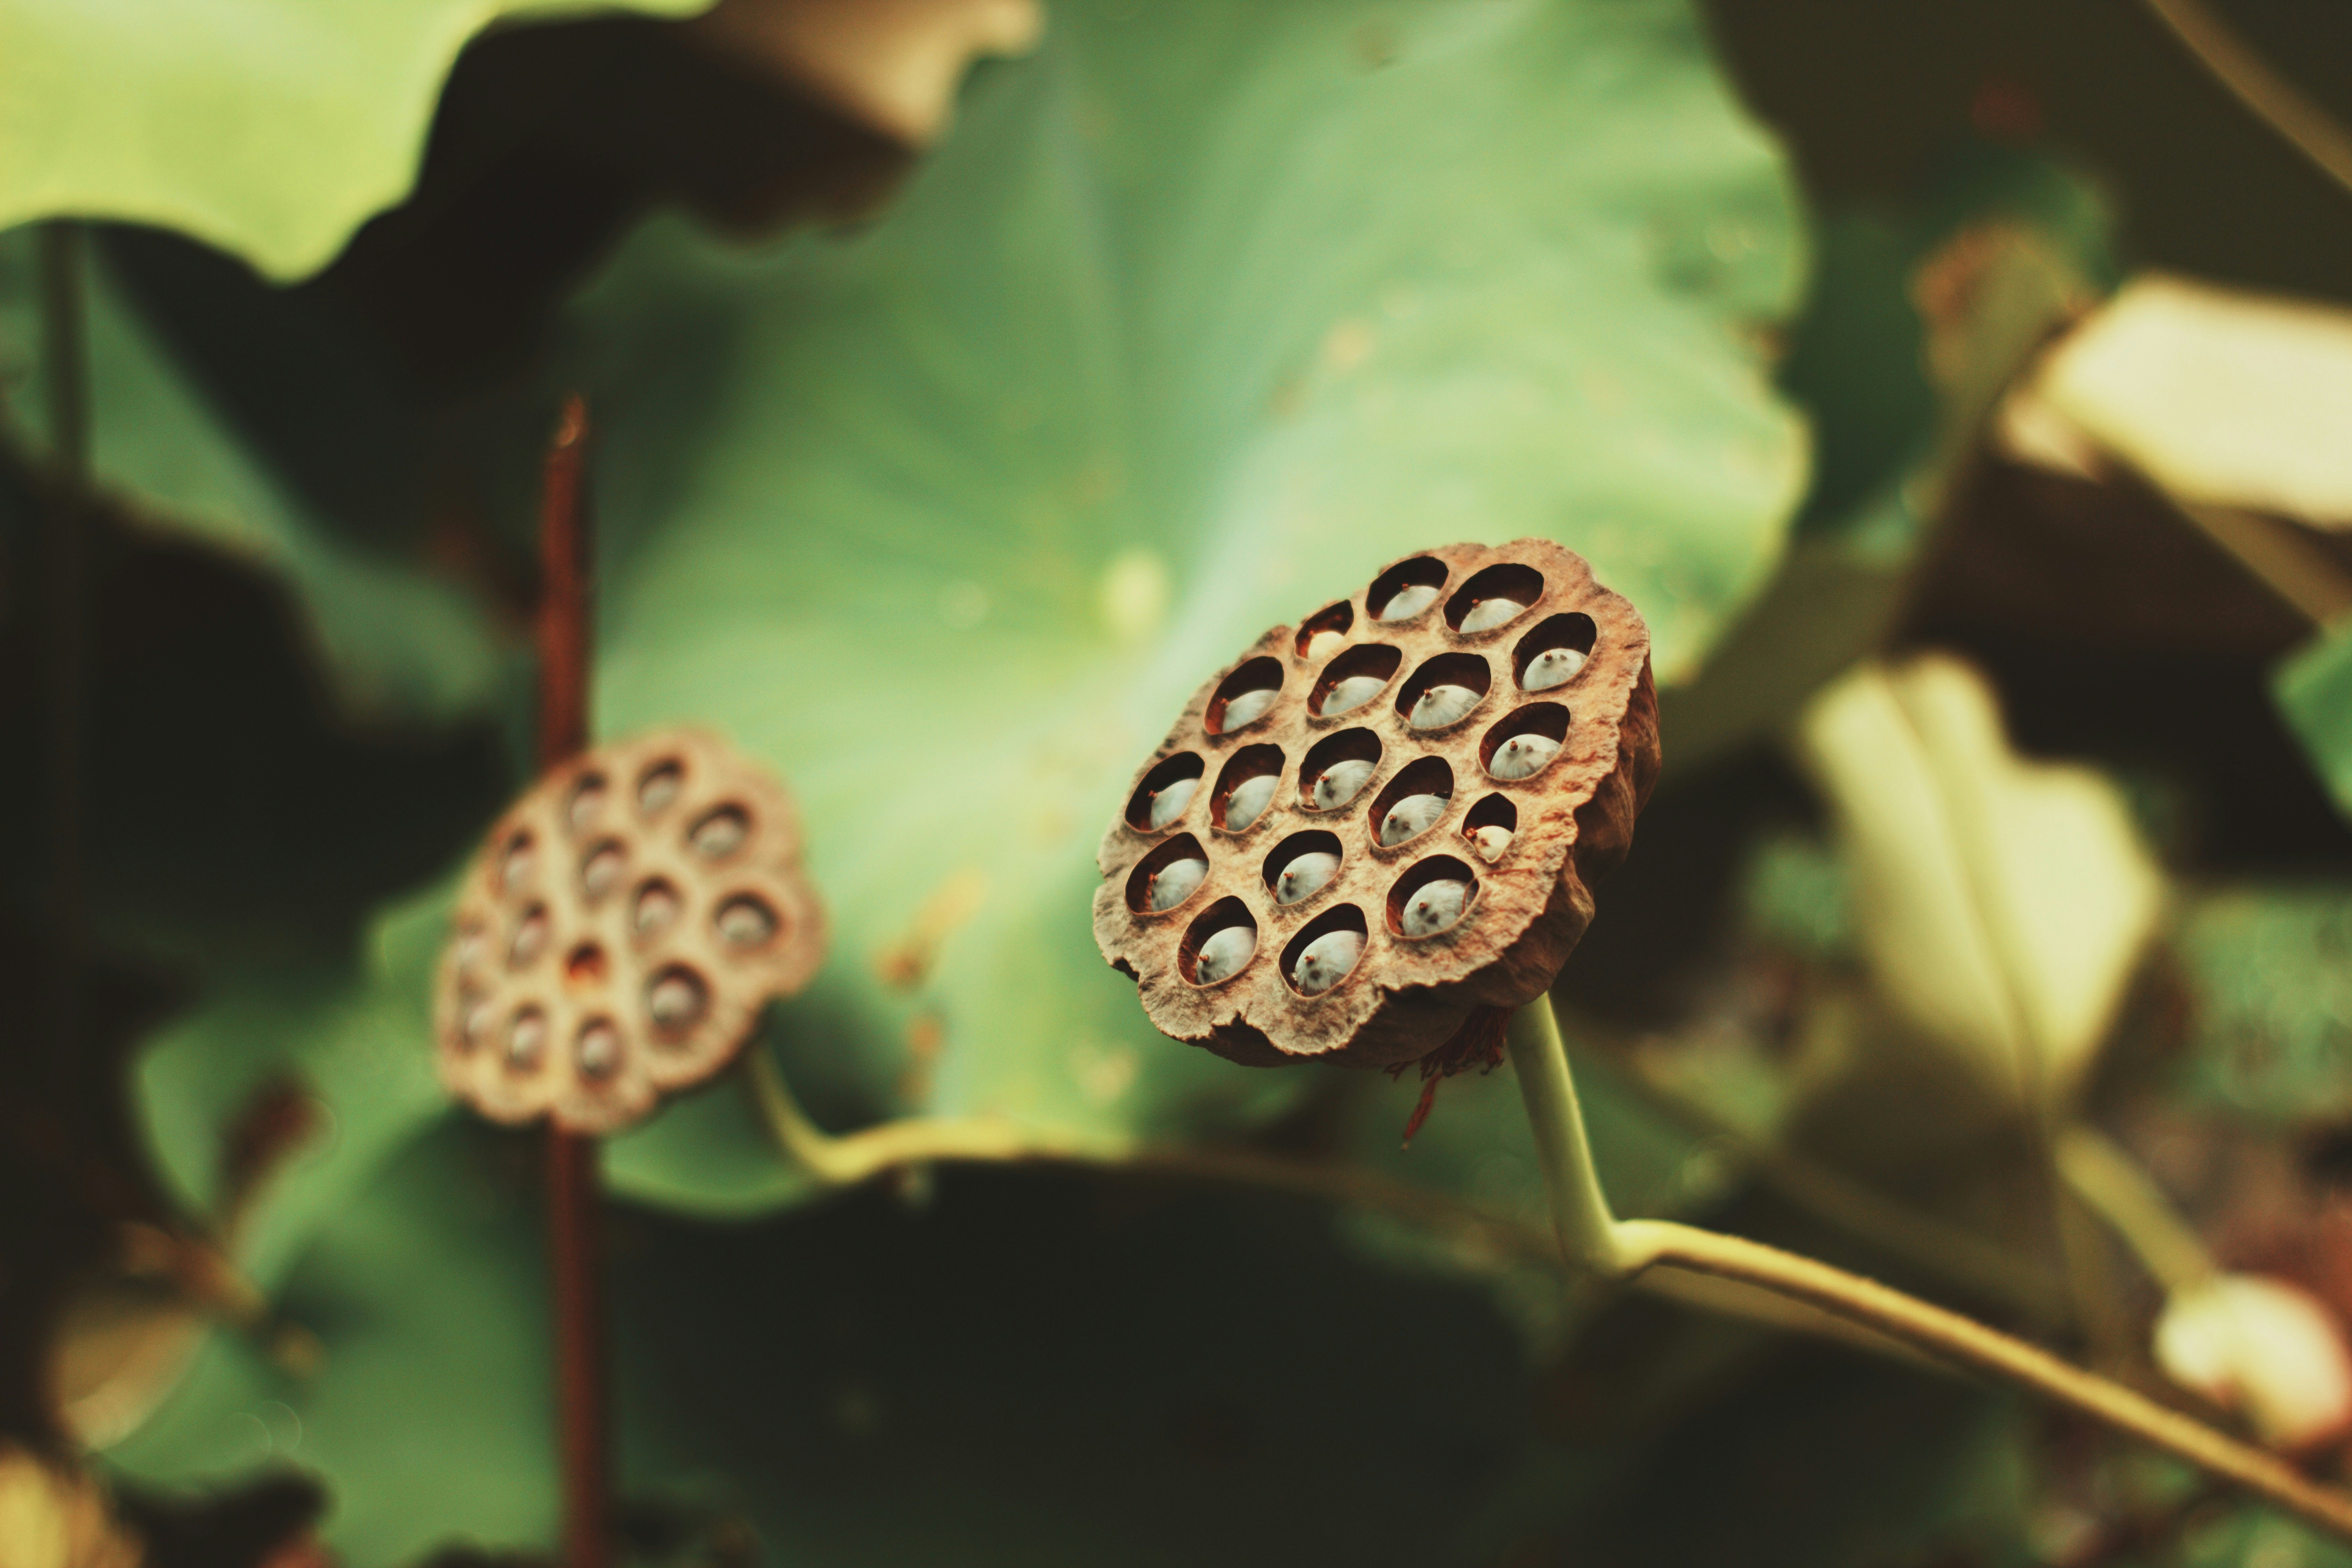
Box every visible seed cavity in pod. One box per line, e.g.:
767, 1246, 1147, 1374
1368, 756, 1453, 849
1147, 775, 1198, 829
575, 1018, 621, 1080
1126, 752, 1205, 833
500, 832, 535, 893
461, 995, 495, 1049
454, 923, 487, 971
1368, 556, 1447, 623
1483, 703, 1571, 782
1208, 657, 1284, 735
568, 774, 608, 834
1381, 794, 1448, 847
1410, 685, 1480, 729
565, 942, 608, 989
691, 804, 750, 860
1463, 793, 1517, 862
1225, 774, 1277, 831
1514, 612, 1597, 692
633, 879, 681, 938
1388, 855, 1479, 940
1394, 651, 1490, 733
1275, 852, 1338, 904
1300, 729, 1381, 813
638, 760, 684, 818
580, 839, 627, 902
1282, 906, 1369, 996
647, 965, 710, 1036
509, 904, 550, 968
1210, 745, 1284, 835
715, 894, 779, 948
1296, 600, 1354, 662
506, 1007, 547, 1070
1182, 898, 1258, 985
1127, 834, 1210, 915
1311, 643, 1401, 718
1446, 563, 1544, 635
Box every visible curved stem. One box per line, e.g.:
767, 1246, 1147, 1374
1615, 1219, 2352, 1537
1503, 997, 1625, 1274
2140, 0, 2352, 200
2057, 1124, 2217, 1295
1509, 993, 2352, 1543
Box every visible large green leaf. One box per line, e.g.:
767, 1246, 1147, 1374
0, 0, 714, 281
568, 0, 1808, 1205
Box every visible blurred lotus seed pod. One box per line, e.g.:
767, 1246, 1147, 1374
435, 728, 826, 1133
1093, 539, 1657, 1069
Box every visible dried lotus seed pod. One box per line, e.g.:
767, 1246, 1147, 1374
1093, 539, 1658, 1070
435, 728, 826, 1132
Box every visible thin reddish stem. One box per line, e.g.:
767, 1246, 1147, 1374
536, 395, 607, 1568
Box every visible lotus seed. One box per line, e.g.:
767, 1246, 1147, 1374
1194, 923, 1256, 984
462, 998, 496, 1046
649, 969, 708, 1030
1401, 878, 1471, 937
1469, 824, 1514, 862
639, 763, 683, 816
1221, 688, 1277, 730
507, 1009, 547, 1068
1303, 629, 1347, 661
1224, 774, 1278, 831
581, 842, 626, 901
1378, 583, 1440, 622
1293, 928, 1363, 994
692, 806, 750, 859
1458, 596, 1529, 633
1320, 676, 1387, 717
634, 882, 680, 937
716, 896, 777, 947
1489, 733, 1562, 780
568, 779, 607, 833
1381, 794, 1448, 847
1311, 759, 1376, 811
576, 1020, 620, 1079
510, 907, 550, 967
1148, 856, 1208, 911
501, 837, 534, 893
1522, 647, 1588, 691
1147, 775, 1199, 829
1274, 849, 1340, 905
1408, 683, 1481, 729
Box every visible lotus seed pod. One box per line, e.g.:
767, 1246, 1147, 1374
1225, 774, 1279, 832
1094, 539, 1658, 1069
1381, 794, 1449, 848
434, 728, 827, 1133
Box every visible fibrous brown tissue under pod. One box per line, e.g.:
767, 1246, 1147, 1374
435, 728, 826, 1133
1093, 539, 1659, 1071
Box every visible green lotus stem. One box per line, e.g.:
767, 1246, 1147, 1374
1506, 991, 2352, 1542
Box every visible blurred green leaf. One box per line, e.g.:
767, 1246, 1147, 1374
2172, 879, 2352, 1124
135, 883, 456, 1289
0, 228, 514, 724
564, 0, 1807, 1205
0, 0, 715, 280
2277, 617, 2352, 825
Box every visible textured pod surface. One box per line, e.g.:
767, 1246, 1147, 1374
434, 729, 826, 1132
1094, 539, 1659, 1069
